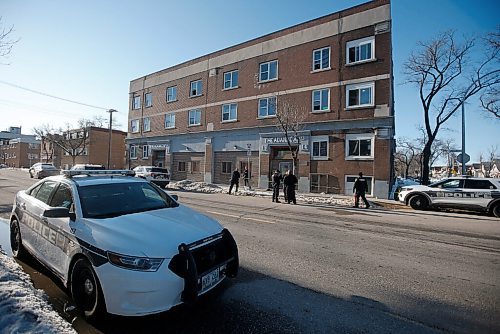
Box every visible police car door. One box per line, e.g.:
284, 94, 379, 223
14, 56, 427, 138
432, 179, 464, 207
463, 179, 497, 209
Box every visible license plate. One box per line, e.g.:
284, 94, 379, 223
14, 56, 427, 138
156, 175, 165, 179
201, 266, 224, 292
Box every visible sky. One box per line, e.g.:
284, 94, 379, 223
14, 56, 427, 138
0, 0, 498, 163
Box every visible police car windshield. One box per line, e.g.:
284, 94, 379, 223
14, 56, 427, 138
78, 182, 178, 219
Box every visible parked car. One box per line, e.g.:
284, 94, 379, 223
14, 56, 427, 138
10, 170, 239, 318
28, 163, 59, 179
390, 178, 420, 200
398, 176, 500, 217
133, 166, 170, 187
70, 164, 106, 171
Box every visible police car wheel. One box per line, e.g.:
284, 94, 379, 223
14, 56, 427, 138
409, 195, 428, 210
492, 204, 500, 218
10, 219, 27, 259
71, 258, 104, 318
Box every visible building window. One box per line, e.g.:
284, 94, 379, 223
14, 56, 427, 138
224, 70, 238, 89
142, 145, 150, 159
312, 89, 330, 112
345, 134, 374, 159
165, 113, 175, 128
346, 82, 374, 108
222, 162, 232, 174
222, 103, 237, 122
190, 80, 202, 97
145, 93, 153, 107
311, 136, 329, 160
166, 86, 177, 102
258, 96, 277, 118
178, 161, 186, 172
188, 109, 201, 126
192, 161, 200, 173
132, 96, 141, 110
131, 119, 140, 133
312, 47, 330, 71
130, 145, 137, 159
143, 117, 151, 132
346, 36, 375, 65
259, 60, 278, 82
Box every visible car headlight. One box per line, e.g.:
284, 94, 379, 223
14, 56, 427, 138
107, 252, 164, 272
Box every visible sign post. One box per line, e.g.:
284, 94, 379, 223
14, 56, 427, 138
247, 144, 251, 189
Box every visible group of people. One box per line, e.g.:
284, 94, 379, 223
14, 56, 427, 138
229, 167, 371, 209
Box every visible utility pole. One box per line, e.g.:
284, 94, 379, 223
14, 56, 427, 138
461, 103, 466, 175
107, 109, 117, 169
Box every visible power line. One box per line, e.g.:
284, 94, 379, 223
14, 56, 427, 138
0, 80, 109, 110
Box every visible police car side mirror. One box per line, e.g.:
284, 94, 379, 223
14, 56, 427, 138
43, 207, 71, 218
171, 194, 178, 201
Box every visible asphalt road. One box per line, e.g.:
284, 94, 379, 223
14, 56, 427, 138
1, 169, 499, 333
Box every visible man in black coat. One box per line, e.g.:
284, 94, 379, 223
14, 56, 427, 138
353, 172, 370, 208
283, 170, 298, 204
271, 170, 282, 202
228, 168, 240, 194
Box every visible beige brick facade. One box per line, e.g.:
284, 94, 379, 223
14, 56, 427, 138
126, 0, 395, 198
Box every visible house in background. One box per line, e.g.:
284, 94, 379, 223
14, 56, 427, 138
126, 0, 395, 198
0, 127, 40, 168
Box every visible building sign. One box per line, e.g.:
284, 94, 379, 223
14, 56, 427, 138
260, 134, 310, 153
149, 143, 170, 153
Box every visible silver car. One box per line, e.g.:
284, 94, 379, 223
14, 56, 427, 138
29, 163, 59, 179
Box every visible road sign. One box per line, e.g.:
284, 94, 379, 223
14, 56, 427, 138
457, 153, 470, 164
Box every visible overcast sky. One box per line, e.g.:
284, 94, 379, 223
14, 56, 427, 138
0, 0, 498, 162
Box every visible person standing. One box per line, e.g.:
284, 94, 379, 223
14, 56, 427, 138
282, 170, 289, 202
243, 167, 250, 189
228, 168, 240, 194
283, 170, 298, 204
353, 172, 370, 208
271, 170, 282, 202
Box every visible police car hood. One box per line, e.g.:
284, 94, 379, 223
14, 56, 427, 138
80, 204, 223, 258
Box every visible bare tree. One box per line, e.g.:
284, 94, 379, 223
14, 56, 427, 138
0, 17, 19, 62
32, 124, 56, 163
480, 31, 500, 119
395, 137, 421, 178
481, 145, 499, 177
404, 30, 500, 184
274, 95, 307, 175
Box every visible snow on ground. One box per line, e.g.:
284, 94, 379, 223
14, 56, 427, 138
166, 180, 360, 207
0, 220, 76, 334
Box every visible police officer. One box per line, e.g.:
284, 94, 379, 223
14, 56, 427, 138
283, 170, 298, 204
353, 172, 370, 208
272, 170, 282, 202
228, 168, 240, 194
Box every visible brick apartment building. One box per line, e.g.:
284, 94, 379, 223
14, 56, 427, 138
126, 0, 395, 198
0, 127, 40, 168
41, 127, 127, 169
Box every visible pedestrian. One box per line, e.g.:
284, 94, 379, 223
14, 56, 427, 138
271, 170, 282, 202
283, 170, 298, 204
243, 167, 250, 189
228, 168, 240, 194
353, 172, 370, 208
282, 170, 288, 202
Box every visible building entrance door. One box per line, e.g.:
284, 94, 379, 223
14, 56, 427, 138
279, 161, 293, 175
152, 150, 165, 167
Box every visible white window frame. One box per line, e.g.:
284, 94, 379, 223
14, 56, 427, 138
130, 145, 137, 159
142, 145, 150, 159
311, 135, 329, 160
345, 133, 374, 160
222, 103, 238, 122
223, 70, 238, 90
165, 113, 176, 129
258, 96, 277, 118
166, 86, 177, 102
188, 109, 202, 126
190, 80, 203, 97
312, 47, 331, 71
131, 119, 140, 133
346, 36, 375, 65
145, 92, 153, 107
259, 60, 278, 82
132, 96, 141, 110
312, 89, 330, 112
346, 82, 374, 109
143, 117, 151, 132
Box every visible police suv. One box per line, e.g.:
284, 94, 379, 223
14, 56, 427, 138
398, 176, 500, 217
10, 170, 239, 318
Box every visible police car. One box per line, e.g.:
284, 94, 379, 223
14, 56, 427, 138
10, 170, 239, 317
398, 176, 500, 217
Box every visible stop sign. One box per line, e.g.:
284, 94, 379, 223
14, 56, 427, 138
457, 153, 470, 164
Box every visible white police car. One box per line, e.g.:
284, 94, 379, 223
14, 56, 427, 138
398, 176, 500, 217
10, 170, 239, 317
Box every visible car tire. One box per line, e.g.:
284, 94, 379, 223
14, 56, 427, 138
492, 204, 500, 218
29, 171, 33, 178
409, 194, 428, 210
70, 258, 105, 318
10, 219, 27, 259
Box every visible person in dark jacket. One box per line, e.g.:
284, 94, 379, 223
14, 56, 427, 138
353, 172, 370, 208
282, 170, 288, 202
243, 167, 250, 189
283, 170, 298, 204
228, 168, 240, 194
271, 170, 282, 202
